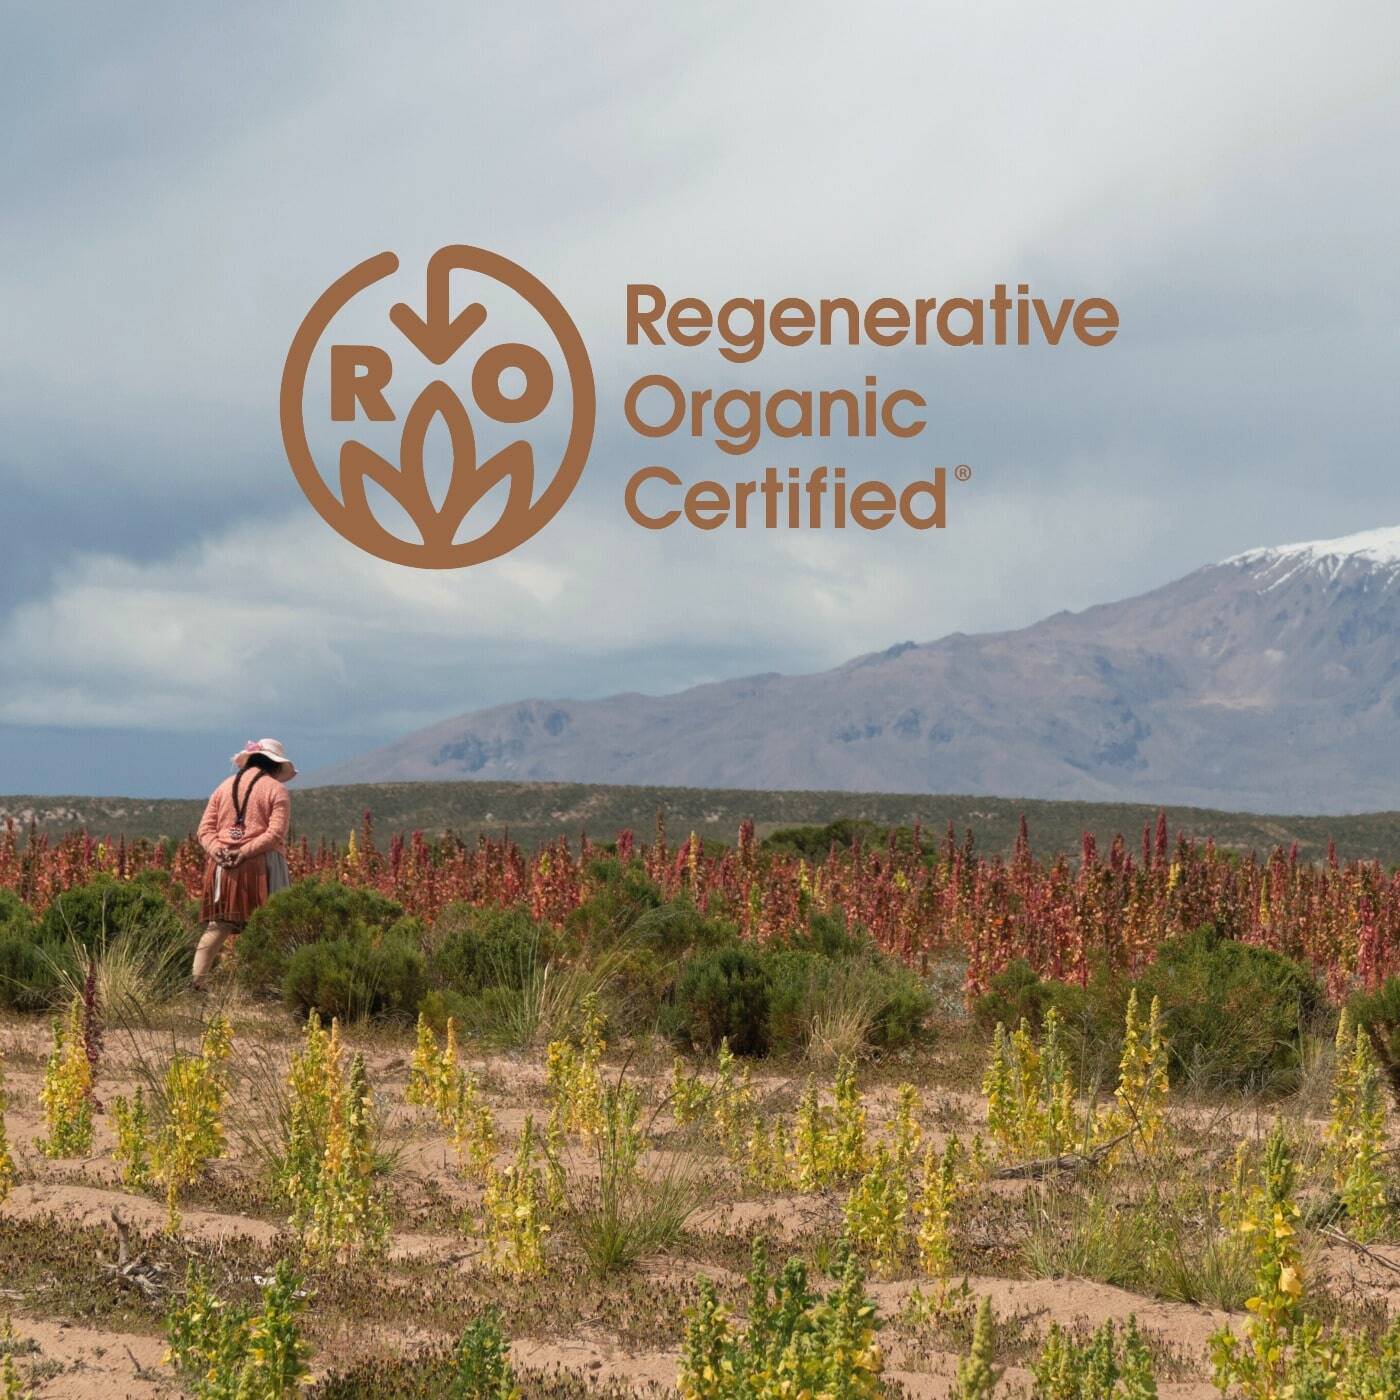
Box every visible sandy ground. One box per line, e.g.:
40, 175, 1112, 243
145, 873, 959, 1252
0, 1003, 1388, 1397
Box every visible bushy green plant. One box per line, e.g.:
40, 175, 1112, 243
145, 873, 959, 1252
38, 873, 187, 954
281, 920, 426, 1021
760, 819, 904, 860
790, 909, 870, 958
974, 957, 1064, 1033
563, 860, 662, 947
1033, 1316, 1157, 1398
610, 900, 743, 1030
0, 877, 188, 1014
237, 879, 407, 996
976, 929, 1321, 1094
429, 906, 557, 996
765, 949, 928, 1058
165, 1258, 309, 1398
674, 945, 771, 1056
0, 892, 34, 943
0, 930, 57, 1013
447, 1313, 521, 1399
1135, 927, 1320, 1092
1347, 976, 1400, 1108
953, 1294, 1000, 1400
630, 899, 739, 960
678, 1239, 884, 1399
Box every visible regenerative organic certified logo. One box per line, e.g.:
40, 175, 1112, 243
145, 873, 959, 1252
280, 245, 595, 568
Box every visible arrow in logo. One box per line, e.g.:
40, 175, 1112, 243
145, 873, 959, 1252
389, 245, 488, 364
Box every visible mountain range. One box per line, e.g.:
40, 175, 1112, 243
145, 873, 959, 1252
308, 526, 1400, 814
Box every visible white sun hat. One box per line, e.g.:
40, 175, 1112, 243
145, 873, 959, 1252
230, 738, 298, 781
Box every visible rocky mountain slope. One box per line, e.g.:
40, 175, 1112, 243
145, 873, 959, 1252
308, 526, 1400, 813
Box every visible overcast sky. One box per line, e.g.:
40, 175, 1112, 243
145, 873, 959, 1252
2, 2, 1398, 796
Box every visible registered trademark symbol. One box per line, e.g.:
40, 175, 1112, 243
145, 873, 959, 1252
955, 463, 972, 482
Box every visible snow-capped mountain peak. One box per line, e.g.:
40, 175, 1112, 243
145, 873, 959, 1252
311, 524, 1400, 814
1226, 524, 1400, 582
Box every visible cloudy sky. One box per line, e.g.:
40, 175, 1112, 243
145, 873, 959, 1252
3, 2, 1397, 796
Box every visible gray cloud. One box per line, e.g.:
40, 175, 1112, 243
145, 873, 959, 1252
1, 1, 1397, 793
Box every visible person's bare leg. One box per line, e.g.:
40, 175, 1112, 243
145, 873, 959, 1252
192, 920, 236, 988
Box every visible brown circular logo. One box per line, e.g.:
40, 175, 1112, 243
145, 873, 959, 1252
279, 246, 595, 568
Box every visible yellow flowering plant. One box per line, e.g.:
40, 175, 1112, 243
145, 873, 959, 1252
983, 1010, 1080, 1159
710, 1039, 755, 1157
1099, 989, 1169, 1158
1324, 1012, 1388, 1242
843, 1143, 908, 1277
481, 1116, 549, 1277
151, 1015, 232, 1231
545, 994, 605, 1140
915, 1135, 961, 1280
678, 1239, 884, 1399
37, 1001, 93, 1159
111, 1085, 152, 1190
891, 1083, 923, 1173
0, 1056, 16, 1203
1211, 1125, 1307, 1399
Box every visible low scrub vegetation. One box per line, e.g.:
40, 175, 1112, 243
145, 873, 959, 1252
0, 813, 1398, 1395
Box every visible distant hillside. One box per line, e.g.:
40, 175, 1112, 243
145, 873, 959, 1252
310, 525, 1400, 815
3, 781, 1400, 864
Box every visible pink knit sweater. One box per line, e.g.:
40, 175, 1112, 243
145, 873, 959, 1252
198, 774, 291, 858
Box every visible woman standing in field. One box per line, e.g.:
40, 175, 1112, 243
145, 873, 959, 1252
192, 738, 296, 989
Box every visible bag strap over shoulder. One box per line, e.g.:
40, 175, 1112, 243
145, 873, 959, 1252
230, 769, 267, 836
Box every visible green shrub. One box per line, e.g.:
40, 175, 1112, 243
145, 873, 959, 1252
760, 819, 885, 859
0, 890, 34, 940
603, 944, 674, 1033
976, 929, 1322, 1094
764, 948, 929, 1058
788, 909, 868, 960
674, 945, 771, 1056
430, 906, 557, 995
863, 961, 932, 1050
565, 860, 662, 947
0, 929, 58, 1011
38, 874, 186, 954
1347, 977, 1400, 1108
631, 899, 738, 959
602, 899, 741, 1033
237, 880, 406, 996
761, 949, 818, 1052
281, 919, 426, 1021
973, 958, 1059, 1033
0, 892, 50, 1011
0, 879, 189, 1014
1135, 927, 1320, 1092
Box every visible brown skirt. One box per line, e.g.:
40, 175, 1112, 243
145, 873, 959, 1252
200, 854, 269, 925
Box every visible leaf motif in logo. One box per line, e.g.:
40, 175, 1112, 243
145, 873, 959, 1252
339, 381, 536, 552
